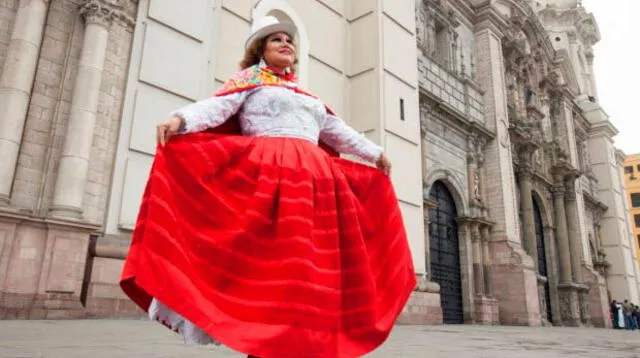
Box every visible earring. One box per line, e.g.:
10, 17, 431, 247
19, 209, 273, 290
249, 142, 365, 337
258, 58, 267, 68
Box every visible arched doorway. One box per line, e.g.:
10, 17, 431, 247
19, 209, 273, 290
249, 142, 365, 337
533, 197, 552, 322
429, 181, 463, 324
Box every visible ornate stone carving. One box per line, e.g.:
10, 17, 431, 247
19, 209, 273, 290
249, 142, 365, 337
466, 132, 488, 166
558, 289, 572, 323
423, 0, 460, 27
472, 172, 481, 202
78, 0, 135, 28
510, 117, 542, 167
579, 290, 591, 325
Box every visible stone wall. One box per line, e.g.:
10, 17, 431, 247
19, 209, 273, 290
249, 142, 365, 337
0, 0, 17, 71
0, 0, 137, 319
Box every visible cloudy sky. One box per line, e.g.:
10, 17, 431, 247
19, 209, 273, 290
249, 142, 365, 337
581, 0, 639, 155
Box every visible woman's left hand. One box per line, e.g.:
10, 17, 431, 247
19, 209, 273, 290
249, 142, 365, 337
376, 154, 391, 176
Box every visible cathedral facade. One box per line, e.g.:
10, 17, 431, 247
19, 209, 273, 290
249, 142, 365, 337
0, 0, 637, 327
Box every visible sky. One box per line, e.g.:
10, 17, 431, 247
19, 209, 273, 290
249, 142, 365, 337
581, 0, 640, 155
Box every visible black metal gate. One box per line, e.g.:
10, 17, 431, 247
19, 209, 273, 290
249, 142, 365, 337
533, 198, 552, 322
429, 181, 463, 324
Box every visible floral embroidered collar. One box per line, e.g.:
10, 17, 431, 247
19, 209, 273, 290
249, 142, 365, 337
214, 63, 318, 99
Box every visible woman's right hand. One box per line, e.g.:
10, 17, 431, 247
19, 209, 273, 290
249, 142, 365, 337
156, 116, 184, 147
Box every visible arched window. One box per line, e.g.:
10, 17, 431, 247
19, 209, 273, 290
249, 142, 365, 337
252, 0, 310, 87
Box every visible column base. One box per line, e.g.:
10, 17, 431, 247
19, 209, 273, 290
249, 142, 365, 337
576, 283, 592, 326
473, 296, 500, 324
48, 205, 83, 220
558, 282, 582, 327
537, 276, 552, 326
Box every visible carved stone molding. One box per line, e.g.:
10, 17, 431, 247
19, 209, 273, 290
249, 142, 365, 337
78, 0, 135, 29
423, 0, 460, 28
466, 132, 487, 166
510, 118, 542, 166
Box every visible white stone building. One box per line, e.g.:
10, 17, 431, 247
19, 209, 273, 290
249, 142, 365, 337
0, 0, 637, 327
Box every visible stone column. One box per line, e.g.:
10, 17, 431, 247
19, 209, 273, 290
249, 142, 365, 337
50, 0, 114, 218
564, 177, 584, 284
471, 222, 485, 297
552, 182, 572, 283
565, 176, 591, 325
517, 164, 538, 271
481, 224, 493, 297
552, 176, 580, 326
0, 0, 50, 205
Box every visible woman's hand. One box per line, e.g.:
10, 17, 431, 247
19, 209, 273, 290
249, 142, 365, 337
156, 116, 184, 147
376, 154, 391, 176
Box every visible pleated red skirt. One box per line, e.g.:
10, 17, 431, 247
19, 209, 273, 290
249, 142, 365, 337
120, 133, 416, 358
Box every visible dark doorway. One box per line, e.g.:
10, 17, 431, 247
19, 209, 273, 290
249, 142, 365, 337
429, 181, 463, 324
533, 197, 553, 323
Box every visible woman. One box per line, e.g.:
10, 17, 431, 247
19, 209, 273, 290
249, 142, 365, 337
121, 16, 415, 358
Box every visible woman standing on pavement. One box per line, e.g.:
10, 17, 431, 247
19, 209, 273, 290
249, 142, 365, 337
121, 15, 416, 358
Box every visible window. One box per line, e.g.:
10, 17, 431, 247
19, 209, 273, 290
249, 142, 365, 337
632, 193, 640, 208
637, 164, 640, 172
635, 214, 640, 228
638, 235, 640, 249
626, 166, 634, 174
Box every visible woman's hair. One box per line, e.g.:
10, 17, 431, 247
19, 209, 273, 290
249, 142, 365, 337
239, 34, 298, 73
239, 37, 267, 70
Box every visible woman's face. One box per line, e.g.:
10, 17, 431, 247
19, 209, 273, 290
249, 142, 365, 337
262, 32, 295, 71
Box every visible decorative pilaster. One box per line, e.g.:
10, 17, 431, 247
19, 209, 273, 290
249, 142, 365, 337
511, 115, 542, 271
49, 0, 118, 218
471, 223, 484, 297
517, 164, 538, 270
480, 225, 493, 297
564, 175, 590, 325
552, 168, 581, 326
551, 181, 572, 283
0, 0, 51, 205
564, 176, 584, 284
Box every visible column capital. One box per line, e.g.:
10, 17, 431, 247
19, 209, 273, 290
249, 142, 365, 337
456, 216, 473, 228
564, 179, 578, 202
515, 163, 534, 180
471, 222, 481, 242
78, 0, 135, 28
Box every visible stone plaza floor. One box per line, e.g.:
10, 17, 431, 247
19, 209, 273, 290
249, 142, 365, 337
1, 320, 639, 357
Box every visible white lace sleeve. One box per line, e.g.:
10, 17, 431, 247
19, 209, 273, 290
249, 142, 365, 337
170, 91, 250, 134
319, 113, 383, 163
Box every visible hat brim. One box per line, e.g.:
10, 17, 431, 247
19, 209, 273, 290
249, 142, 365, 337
245, 22, 297, 50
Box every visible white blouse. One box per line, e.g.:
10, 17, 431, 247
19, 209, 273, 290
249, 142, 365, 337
171, 86, 383, 162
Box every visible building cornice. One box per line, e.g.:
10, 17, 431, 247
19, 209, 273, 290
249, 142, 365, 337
615, 149, 627, 165
588, 120, 619, 139
472, 2, 509, 36
448, 0, 476, 27
0, 207, 101, 233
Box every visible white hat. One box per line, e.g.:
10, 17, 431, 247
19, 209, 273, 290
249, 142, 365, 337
245, 15, 297, 50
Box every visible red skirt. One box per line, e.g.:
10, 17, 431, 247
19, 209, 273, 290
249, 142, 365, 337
120, 133, 416, 358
